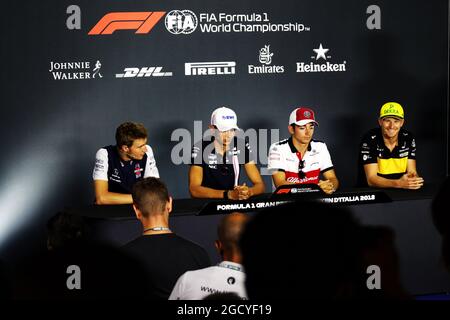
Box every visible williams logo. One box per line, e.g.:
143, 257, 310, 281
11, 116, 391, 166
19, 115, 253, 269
185, 62, 236, 76
248, 45, 284, 74
165, 10, 198, 34
116, 67, 173, 78
296, 44, 347, 73
49, 60, 103, 80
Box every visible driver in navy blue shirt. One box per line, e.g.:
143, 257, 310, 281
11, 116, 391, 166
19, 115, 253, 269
189, 107, 265, 200
93, 122, 159, 205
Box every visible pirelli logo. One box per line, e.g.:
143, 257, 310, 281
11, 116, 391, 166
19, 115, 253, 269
89, 12, 166, 35
185, 62, 236, 76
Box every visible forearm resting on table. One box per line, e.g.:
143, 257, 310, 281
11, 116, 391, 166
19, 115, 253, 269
189, 185, 226, 199
95, 191, 133, 205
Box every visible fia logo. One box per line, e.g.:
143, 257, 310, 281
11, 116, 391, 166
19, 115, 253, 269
165, 10, 198, 34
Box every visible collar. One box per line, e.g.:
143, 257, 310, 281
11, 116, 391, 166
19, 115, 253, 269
119, 160, 133, 167
114, 146, 134, 165
218, 261, 244, 272
288, 137, 312, 154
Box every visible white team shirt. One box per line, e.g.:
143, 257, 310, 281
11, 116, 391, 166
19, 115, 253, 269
268, 138, 333, 184
92, 145, 159, 181
168, 261, 247, 300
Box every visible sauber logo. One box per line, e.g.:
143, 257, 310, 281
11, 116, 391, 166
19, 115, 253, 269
89, 12, 166, 35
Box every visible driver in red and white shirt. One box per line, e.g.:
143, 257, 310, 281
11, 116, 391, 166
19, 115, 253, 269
268, 107, 339, 194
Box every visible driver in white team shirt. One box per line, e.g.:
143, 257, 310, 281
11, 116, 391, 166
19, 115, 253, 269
169, 212, 249, 300
268, 107, 339, 194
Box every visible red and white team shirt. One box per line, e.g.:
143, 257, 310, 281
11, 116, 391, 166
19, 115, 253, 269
268, 137, 334, 184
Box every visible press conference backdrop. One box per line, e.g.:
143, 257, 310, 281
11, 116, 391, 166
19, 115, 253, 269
0, 2, 448, 256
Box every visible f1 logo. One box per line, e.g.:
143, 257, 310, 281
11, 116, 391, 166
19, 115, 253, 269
89, 12, 166, 35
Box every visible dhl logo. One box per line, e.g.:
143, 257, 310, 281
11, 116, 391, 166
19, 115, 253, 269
89, 12, 166, 35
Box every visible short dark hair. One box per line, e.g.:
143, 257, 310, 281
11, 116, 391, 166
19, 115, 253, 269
115, 122, 147, 148
217, 212, 249, 252
132, 178, 170, 217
